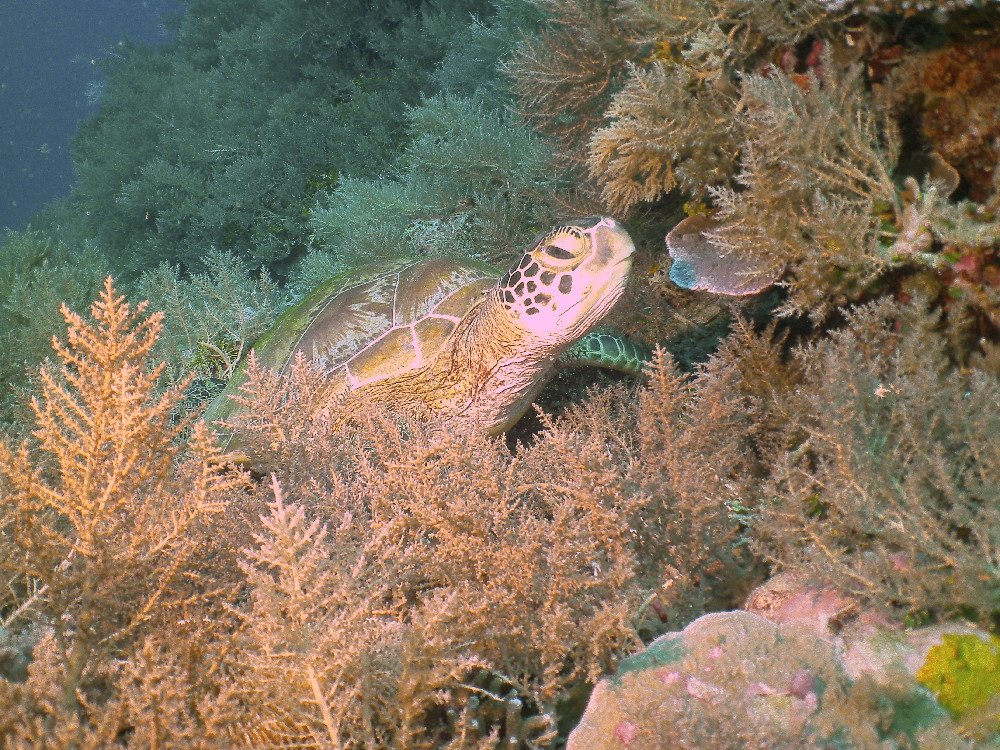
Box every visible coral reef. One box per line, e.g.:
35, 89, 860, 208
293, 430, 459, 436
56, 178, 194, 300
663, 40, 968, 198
510, 0, 1000, 336
568, 611, 967, 749
887, 39, 1000, 202
2, 0, 1000, 747
568, 575, 996, 749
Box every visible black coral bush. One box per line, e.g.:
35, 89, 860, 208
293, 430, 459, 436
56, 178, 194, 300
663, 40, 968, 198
235, 475, 405, 748
751, 298, 1000, 623
0, 230, 110, 432
218, 341, 754, 747
0, 279, 249, 744
135, 249, 281, 387
0, 282, 754, 747
506, 0, 641, 172
304, 93, 561, 285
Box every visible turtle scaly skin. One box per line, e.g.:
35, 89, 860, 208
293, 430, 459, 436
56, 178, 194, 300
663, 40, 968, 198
206, 216, 637, 438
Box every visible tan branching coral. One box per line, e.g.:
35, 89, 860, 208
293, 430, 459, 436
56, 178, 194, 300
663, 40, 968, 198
506, 0, 642, 171
0, 278, 249, 739
218, 341, 755, 747
752, 297, 1000, 622
3, 269, 997, 747
235, 474, 404, 748
226, 363, 648, 746
588, 59, 740, 213
706, 63, 901, 318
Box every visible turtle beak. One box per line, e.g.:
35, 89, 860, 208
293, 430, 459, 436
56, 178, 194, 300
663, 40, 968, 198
557, 216, 635, 330
581, 216, 635, 269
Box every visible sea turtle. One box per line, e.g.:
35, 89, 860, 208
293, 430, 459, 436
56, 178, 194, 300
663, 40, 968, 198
204, 216, 648, 438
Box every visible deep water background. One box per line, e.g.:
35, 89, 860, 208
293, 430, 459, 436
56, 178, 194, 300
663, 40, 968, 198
0, 0, 180, 231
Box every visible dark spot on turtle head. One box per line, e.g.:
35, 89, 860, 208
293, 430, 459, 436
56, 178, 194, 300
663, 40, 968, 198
526, 280, 537, 293
500, 272, 511, 287
525, 306, 539, 315
558, 274, 573, 294
508, 270, 521, 286
540, 270, 556, 285
524, 262, 539, 278
504, 290, 515, 303
515, 281, 525, 295
533, 292, 552, 307
518, 254, 532, 270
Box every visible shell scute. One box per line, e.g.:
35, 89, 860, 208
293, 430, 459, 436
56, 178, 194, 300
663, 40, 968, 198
280, 258, 496, 380
433, 276, 492, 318
389, 258, 492, 324
412, 316, 459, 355
297, 275, 396, 372
346, 324, 420, 385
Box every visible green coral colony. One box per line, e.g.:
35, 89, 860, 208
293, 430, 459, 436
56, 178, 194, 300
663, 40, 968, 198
205, 217, 649, 437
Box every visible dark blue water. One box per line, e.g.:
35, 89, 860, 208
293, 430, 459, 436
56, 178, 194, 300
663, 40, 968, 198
0, 0, 180, 231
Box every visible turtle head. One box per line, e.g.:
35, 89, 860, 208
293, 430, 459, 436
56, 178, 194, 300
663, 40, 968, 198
497, 216, 635, 343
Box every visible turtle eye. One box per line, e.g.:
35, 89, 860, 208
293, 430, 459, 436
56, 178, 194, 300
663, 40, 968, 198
541, 231, 584, 262
544, 242, 576, 260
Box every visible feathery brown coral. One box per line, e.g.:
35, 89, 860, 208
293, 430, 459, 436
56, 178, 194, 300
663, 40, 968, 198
0, 278, 249, 740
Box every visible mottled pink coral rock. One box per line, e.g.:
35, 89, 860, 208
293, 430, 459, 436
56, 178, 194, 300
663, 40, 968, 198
788, 669, 815, 699
613, 720, 639, 746
658, 669, 682, 684
567, 576, 986, 749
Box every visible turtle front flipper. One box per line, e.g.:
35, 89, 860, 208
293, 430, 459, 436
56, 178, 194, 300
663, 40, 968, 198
559, 330, 651, 377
